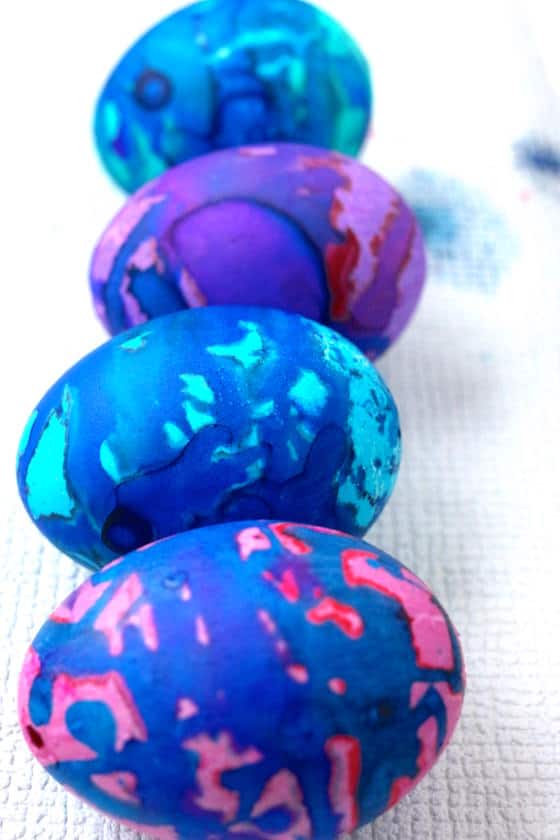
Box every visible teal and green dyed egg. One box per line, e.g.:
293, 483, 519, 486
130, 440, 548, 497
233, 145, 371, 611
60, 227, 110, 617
16, 308, 400, 570
94, 0, 372, 192
19, 522, 465, 839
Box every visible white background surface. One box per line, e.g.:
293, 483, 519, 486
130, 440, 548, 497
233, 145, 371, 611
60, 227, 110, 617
1, 1, 559, 838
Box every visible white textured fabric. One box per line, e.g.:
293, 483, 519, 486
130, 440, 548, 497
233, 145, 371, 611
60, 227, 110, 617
1, 2, 559, 839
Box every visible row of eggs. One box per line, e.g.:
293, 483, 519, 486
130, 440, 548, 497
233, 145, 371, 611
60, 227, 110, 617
17, 2, 465, 837
17, 301, 467, 840
19, 143, 426, 569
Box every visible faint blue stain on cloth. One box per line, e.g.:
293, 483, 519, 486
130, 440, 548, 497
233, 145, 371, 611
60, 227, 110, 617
515, 138, 560, 177
397, 169, 517, 294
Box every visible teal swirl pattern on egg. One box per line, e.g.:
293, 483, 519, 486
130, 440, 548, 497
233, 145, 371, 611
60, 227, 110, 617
16, 308, 400, 569
94, 0, 372, 192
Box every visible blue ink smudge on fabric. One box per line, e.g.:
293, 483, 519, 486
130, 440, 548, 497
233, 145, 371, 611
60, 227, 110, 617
515, 138, 560, 177
397, 169, 516, 294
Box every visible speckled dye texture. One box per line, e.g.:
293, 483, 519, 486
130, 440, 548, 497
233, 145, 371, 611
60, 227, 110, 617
19, 522, 465, 839
94, 0, 372, 193
16, 307, 400, 570
91, 145, 425, 360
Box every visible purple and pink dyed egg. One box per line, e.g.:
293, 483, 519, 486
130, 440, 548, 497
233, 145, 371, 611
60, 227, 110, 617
20, 521, 465, 839
91, 144, 426, 359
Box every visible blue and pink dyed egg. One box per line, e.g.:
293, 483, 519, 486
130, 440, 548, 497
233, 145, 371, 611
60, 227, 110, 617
91, 144, 426, 359
19, 521, 465, 839
16, 307, 401, 570
94, 0, 372, 192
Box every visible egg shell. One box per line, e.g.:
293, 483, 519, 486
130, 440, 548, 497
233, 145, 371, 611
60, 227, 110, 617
91, 144, 425, 360
19, 521, 465, 839
16, 307, 400, 569
94, 0, 372, 193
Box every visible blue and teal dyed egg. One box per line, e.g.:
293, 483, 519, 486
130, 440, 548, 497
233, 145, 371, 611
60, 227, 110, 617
19, 522, 465, 839
94, 0, 372, 192
16, 307, 400, 570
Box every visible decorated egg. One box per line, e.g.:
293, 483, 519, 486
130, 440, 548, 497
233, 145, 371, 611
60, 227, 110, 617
19, 521, 465, 839
94, 0, 372, 193
90, 144, 426, 359
16, 307, 400, 569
